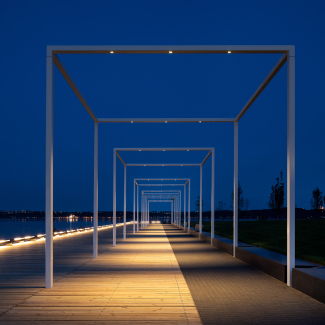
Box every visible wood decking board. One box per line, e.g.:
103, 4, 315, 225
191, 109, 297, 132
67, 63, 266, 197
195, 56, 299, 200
0, 225, 202, 324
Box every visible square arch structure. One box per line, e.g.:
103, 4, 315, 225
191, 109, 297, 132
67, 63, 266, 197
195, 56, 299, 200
46, 45, 295, 288
113, 148, 214, 247
133, 178, 191, 233
139, 186, 185, 230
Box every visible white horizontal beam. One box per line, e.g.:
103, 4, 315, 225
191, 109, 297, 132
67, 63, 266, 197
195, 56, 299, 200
142, 190, 180, 193
48, 45, 293, 55
146, 195, 177, 197
235, 53, 288, 121
138, 184, 186, 186
135, 178, 190, 181
98, 118, 234, 123
145, 193, 178, 195
116, 148, 213, 151
144, 194, 179, 195
127, 164, 200, 167
52, 55, 97, 122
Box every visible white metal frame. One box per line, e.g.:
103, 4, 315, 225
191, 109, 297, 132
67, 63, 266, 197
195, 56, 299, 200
141, 190, 181, 226
134, 179, 191, 232
114, 148, 214, 247
139, 185, 186, 228
144, 194, 178, 226
147, 199, 174, 225
141, 189, 179, 228
46, 45, 295, 288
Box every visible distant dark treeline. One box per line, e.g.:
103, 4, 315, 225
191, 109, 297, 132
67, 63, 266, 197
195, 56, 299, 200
0, 208, 324, 219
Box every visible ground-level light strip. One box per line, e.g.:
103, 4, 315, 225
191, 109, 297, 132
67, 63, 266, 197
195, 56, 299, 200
0, 222, 135, 249
46, 45, 295, 288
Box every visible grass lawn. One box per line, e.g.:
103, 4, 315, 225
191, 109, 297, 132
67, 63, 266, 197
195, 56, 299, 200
190, 220, 325, 266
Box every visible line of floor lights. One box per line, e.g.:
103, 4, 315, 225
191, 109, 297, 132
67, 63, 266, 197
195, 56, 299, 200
0, 221, 136, 249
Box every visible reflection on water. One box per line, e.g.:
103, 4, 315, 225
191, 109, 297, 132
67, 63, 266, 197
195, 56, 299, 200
0, 217, 131, 240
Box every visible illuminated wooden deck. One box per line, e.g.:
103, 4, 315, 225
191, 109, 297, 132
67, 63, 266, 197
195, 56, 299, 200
0, 224, 201, 324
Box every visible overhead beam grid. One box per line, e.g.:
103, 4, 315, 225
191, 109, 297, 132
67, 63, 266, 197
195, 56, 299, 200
45, 45, 295, 288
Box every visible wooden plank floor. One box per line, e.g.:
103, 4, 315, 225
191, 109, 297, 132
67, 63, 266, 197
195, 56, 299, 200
0, 224, 201, 324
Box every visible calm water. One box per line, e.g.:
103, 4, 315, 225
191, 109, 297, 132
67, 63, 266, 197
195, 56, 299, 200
0, 217, 132, 240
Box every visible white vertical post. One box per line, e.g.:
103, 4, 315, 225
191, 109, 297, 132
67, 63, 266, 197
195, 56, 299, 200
137, 185, 139, 231
188, 180, 190, 233
176, 194, 177, 226
176, 193, 180, 226
123, 165, 126, 240
45, 52, 53, 289
184, 185, 186, 231
93, 121, 98, 258
171, 201, 173, 224
233, 122, 238, 256
146, 198, 148, 226
287, 48, 295, 286
200, 165, 202, 237
148, 201, 150, 225
141, 193, 144, 229
211, 148, 215, 245
133, 181, 135, 233
175, 196, 177, 226
176, 196, 177, 226
179, 191, 182, 227
113, 149, 116, 247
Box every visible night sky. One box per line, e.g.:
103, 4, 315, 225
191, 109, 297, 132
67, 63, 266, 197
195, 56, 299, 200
1, 1, 325, 212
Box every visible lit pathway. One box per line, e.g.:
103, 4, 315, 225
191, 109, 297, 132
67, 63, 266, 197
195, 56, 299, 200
0, 224, 201, 324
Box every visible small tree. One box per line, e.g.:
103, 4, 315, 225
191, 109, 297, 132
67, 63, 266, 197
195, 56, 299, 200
231, 182, 245, 215
242, 198, 250, 221
195, 195, 204, 219
216, 200, 226, 220
310, 187, 323, 219
216, 200, 226, 210
267, 172, 284, 220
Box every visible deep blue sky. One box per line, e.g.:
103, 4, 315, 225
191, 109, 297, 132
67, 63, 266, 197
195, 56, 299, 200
1, 0, 325, 212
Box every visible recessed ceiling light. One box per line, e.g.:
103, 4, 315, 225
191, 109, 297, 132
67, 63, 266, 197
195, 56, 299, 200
228, 51, 231, 54
131, 121, 133, 123
110, 51, 114, 54
199, 121, 202, 123
169, 51, 173, 54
